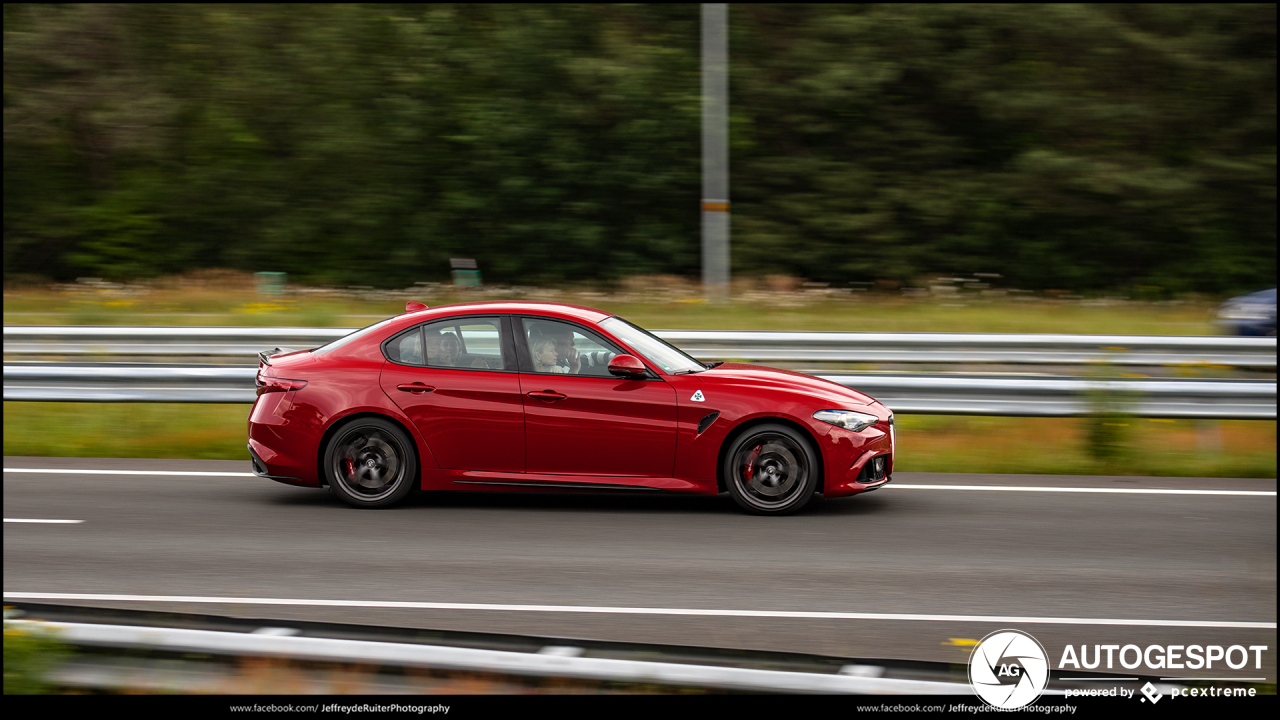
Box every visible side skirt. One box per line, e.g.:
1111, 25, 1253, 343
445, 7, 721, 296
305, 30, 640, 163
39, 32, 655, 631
453, 480, 662, 492
426, 469, 716, 494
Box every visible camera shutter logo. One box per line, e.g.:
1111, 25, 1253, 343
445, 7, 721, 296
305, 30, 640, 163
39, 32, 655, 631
968, 629, 1050, 709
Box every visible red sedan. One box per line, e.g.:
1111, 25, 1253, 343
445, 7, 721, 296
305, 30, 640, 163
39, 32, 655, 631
248, 302, 894, 515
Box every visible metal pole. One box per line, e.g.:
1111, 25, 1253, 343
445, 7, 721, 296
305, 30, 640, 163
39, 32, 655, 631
701, 3, 730, 300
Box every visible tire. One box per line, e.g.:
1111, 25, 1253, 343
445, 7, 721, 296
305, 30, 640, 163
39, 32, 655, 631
723, 424, 819, 515
324, 417, 418, 508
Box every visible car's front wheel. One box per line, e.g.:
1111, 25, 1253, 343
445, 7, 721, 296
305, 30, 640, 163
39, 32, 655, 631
324, 417, 417, 508
723, 424, 819, 515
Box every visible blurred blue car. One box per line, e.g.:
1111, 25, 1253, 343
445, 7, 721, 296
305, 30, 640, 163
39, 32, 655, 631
1216, 288, 1276, 336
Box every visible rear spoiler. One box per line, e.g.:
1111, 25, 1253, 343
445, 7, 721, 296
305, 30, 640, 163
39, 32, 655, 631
257, 348, 293, 366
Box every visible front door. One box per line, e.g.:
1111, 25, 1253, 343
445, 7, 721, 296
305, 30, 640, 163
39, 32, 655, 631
518, 318, 678, 477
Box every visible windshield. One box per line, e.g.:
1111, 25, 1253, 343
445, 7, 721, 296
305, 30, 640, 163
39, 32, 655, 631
600, 317, 705, 374
312, 317, 400, 355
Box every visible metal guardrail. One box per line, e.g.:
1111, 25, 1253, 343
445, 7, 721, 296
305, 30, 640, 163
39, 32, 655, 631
4, 326, 1274, 416
9, 618, 972, 694
662, 330, 1278, 369
4, 364, 255, 403
3, 326, 348, 361
5, 325, 1276, 368
835, 374, 1276, 419
3, 363, 1274, 418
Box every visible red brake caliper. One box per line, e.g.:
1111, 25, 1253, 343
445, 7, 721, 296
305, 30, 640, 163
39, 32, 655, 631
344, 457, 355, 478
744, 445, 761, 481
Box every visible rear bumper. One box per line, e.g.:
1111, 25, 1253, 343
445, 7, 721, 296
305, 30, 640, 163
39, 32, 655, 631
247, 390, 320, 487
247, 441, 316, 488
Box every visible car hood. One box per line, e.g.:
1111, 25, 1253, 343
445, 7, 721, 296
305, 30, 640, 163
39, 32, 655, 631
691, 362, 876, 406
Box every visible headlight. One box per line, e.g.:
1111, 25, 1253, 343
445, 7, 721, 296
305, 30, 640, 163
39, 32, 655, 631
813, 409, 880, 433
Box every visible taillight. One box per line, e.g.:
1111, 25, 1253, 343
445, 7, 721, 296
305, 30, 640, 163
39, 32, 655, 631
256, 372, 308, 396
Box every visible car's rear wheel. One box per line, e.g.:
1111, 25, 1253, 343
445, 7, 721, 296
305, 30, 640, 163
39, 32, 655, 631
324, 418, 417, 508
723, 424, 819, 515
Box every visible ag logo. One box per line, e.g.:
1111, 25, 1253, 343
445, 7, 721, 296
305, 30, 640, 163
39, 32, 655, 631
968, 629, 1050, 709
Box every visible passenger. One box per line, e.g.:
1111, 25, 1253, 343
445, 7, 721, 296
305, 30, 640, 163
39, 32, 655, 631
438, 331, 462, 367
531, 336, 568, 374
424, 330, 445, 366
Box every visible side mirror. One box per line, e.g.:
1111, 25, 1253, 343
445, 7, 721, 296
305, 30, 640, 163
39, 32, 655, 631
607, 354, 649, 379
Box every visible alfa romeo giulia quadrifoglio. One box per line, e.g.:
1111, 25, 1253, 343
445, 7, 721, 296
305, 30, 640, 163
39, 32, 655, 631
248, 302, 894, 515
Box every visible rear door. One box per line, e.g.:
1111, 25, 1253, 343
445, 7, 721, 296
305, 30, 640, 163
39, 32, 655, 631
379, 316, 525, 472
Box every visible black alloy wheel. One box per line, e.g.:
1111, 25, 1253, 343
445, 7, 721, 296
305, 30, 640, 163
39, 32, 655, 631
324, 418, 417, 508
723, 424, 819, 515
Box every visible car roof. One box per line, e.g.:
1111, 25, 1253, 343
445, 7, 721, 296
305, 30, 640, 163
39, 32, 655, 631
401, 301, 612, 325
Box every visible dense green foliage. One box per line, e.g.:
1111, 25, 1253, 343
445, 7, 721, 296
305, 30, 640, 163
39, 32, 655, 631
4, 4, 1275, 293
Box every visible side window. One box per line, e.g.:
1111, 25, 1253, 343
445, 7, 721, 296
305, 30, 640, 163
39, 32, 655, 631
521, 318, 620, 377
421, 317, 509, 371
384, 328, 425, 365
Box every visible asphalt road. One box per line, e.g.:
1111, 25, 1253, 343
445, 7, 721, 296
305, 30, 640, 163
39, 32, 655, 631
4, 456, 1276, 680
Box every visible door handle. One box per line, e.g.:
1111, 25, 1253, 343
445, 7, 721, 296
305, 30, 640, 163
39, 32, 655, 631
397, 383, 435, 394
527, 390, 567, 401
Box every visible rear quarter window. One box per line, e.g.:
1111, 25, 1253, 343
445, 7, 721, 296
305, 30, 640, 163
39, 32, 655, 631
384, 328, 425, 365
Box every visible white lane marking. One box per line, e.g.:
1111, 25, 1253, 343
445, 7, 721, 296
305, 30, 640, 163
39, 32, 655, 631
3, 593, 1274, 629
4, 519, 84, 524
3, 468, 1274, 495
887, 484, 1276, 496
3, 468, 254, 477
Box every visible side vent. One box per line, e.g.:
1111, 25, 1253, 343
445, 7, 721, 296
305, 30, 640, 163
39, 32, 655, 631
696, 411, 720, 435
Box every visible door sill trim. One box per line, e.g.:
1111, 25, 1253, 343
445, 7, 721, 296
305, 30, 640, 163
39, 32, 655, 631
452, 480, 663, 492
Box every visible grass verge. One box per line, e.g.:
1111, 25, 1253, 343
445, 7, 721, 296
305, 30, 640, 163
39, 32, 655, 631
3, 403, 249, 460
4, 403, 1274, 478
3, 272, 1226, 334
894, 415, 1276, 478
4, 610, 71, 695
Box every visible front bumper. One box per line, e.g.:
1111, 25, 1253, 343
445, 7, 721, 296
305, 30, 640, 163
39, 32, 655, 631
858, 474, 892, 493
817, 408, 894, 498
824, 447, 893, 498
